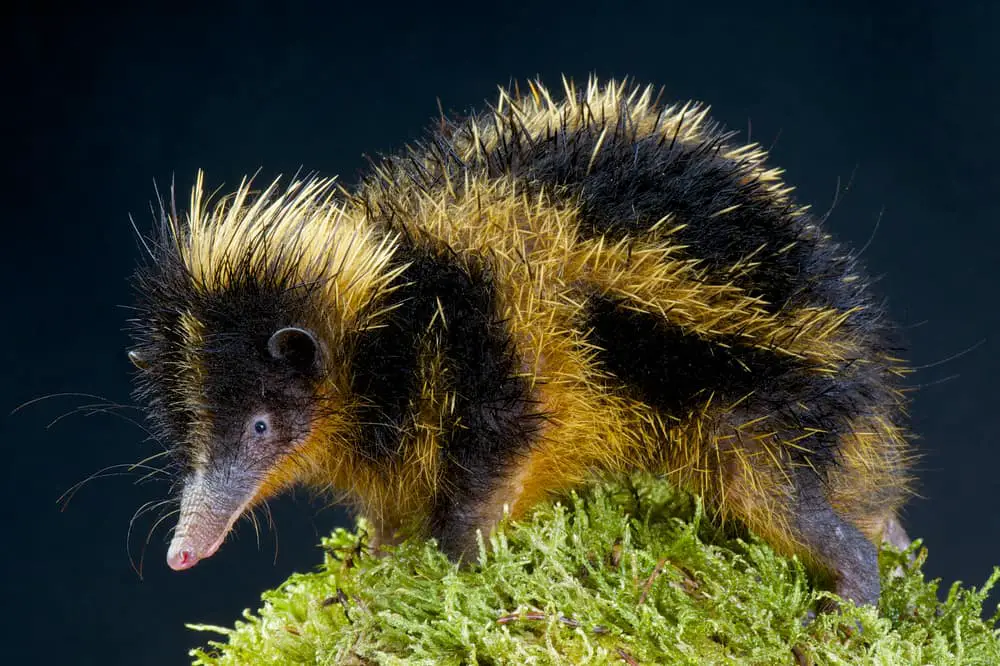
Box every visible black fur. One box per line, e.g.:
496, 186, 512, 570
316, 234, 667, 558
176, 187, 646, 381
347, 249, 429, 463
420, 253, 543, 557
583, 295, 899, 474
351, 240, 542, 555
584, 295, 799, 413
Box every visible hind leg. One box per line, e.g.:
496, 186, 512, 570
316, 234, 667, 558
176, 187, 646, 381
791, 467, 881, 606
710, 435, 882, 605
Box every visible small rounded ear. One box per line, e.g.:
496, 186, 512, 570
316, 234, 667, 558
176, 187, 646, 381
267, 327, 320, 372
128, 350, 149, 370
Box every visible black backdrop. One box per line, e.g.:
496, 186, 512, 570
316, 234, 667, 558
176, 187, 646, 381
4, 2, 998, 663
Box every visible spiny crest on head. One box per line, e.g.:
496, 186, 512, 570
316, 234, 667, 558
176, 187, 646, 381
164, 169, 408, 334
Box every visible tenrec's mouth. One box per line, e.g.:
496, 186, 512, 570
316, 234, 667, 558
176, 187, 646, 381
166, 469, 257, 571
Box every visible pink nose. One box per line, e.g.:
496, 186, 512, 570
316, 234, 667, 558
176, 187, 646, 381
167, 547, 199, 571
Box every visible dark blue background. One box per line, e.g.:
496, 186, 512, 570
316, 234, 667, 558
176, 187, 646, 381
4, 2, 997, 663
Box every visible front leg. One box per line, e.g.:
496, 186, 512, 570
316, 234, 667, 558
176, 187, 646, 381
427, 459, 532, 562
428, 495, 489, 561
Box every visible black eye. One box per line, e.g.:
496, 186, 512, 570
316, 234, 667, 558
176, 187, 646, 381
254, 420, 268, 434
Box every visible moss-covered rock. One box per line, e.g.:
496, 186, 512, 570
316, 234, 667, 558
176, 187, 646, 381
189, 475, 999, 665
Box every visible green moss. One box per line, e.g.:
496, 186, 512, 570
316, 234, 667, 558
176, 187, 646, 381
189, 475, 999, 665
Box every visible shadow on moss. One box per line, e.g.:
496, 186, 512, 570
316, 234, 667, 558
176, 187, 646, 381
188, 475, 999, 665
